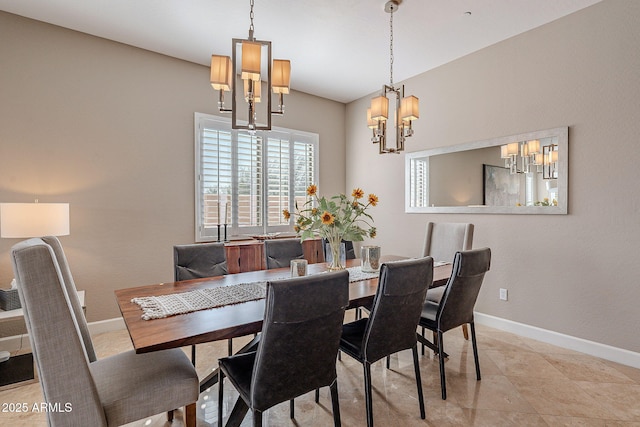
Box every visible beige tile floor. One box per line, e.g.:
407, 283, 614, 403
1, 320, 639, 427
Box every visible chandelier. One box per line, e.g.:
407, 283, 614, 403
210, 0, 291, 131
367, 0, 419, 154
500, 139, 558, 178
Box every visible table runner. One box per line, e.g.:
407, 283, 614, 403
132, 266, 380, 320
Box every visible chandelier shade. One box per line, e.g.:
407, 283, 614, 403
210, 55, 233, 91
400, 95, 419, 122
272, 60, 291, 94
240, 41, 262, 81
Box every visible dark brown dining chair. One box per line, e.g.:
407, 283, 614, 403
12, 237, 199, 426
263, 238, 304, 269
339, 257, 433, 427
422, 222, 474, 344
417, 247, 491, 400
218, 270, 349, 427
174, 242, 230, 362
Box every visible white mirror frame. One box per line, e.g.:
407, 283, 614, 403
405, 127, 568, 214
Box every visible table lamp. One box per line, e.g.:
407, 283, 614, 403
0, 201, 69, 364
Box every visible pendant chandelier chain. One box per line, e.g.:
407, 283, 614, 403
389, 8, 394, 87
248, 0, 255, 39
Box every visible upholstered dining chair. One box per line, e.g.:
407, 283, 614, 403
174, 242, 230, 362
422, 222, 474, 343
339, 257, 433, 427
417, 247, 491, 400
322, 238, 356, 261
11, 237, 199, 427
263, 238, 304, 269
218, 270, 349, 427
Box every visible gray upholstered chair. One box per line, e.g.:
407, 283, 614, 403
174, 242, 228, 280
322, 238, 356, 261
422, 222, 474, 343
263, 238, 304, 269
339, 257, 433, 427
174, 242, 229, 361
218, 270, 349, 427
418, 247, 491, 400
11, 237, 199, 427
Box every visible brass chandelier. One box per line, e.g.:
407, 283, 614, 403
210, 0, 291, 131
367, 0, 419, 154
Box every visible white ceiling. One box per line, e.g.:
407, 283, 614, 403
1, 0, 601, 103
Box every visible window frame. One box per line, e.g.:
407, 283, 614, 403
194, 112, 319, 242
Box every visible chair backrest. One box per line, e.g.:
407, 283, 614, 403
437, 248, 491, 332
322, 238, 356, 260
41, 235, 97, 362
173, 242, 228, 281
11, 238, 106, 426
422, 222, 474, 263
250, 270, 349, 411
362, 257, 433, 363
263, 238, 304, 269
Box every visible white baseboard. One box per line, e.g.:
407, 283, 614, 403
0, 317, 126, 354
475, 312, 640, 369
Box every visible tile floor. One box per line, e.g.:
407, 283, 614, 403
1, 320, 639, 426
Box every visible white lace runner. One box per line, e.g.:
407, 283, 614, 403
132, 266, 380, 320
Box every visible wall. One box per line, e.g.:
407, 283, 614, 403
0, 11, 346, 321
346, 0, 640, 353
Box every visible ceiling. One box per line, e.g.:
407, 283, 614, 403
0, 0, 601, 103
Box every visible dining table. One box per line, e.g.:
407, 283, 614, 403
114, 255, 452, 425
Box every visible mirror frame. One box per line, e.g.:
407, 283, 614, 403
405, 127, 568, 214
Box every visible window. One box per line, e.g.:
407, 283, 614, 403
195, 113, 318, 241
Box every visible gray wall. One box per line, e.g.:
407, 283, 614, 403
0, 11, 346, 321
346, 0, 640, 353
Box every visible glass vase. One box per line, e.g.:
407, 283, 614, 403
325, 241, 346, 271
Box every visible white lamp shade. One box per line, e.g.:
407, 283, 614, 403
0, 203, 69, 238
367, 109, 377, 129
533, 152, 544, 165
500, 145, 509, 159
507, 142, 519, 156
210, 55, 232, 91
241, 41, 262, 81
243, 79, 261, 103
527, 139, 541, 154
400, 95, 419, 121
272, 59, 291, 94
550, 150, 558, 163
370, 95, 388, 121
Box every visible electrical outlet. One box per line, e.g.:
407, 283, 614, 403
499, 288, 508, 301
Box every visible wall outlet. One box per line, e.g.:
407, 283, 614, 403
499, 288, 508, 301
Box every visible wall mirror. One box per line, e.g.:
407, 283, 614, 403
405, 127, 568, 214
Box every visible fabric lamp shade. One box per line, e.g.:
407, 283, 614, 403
527, 139, 541, 154
272, 59, 291, 94
370, 95, 389, 121
241, 41, 262, 81
0, 203, 69, 238
243, 79, 261, 103
210, 55, 233, 91
400, 95, 419, 122
367, 109, 377, 129
507, 142, 519, 156
500, 145, 509, 159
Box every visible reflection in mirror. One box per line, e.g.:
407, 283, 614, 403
405, 127, 568, 214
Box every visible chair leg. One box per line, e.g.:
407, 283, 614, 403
185, 403, 196, 427
330, 379, 342, 427
462, 324, 469, 340
315, 388, 320, 403
412, 344, 426, 419
437, 330, 447, 400
253, 409, 263, 427
218, 369, 225, 427
470, 322, 481, 380
421, 326, 425, 355
386, 355, 390, 369
228, 338, 233, 356
290, 399, 295, 419
363, 362, 374, 427
167, 410, 174, 421
191, 345, 196, 366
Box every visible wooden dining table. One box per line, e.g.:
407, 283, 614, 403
114, 255, 452, 424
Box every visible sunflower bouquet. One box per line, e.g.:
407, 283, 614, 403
283, 184, 378, 269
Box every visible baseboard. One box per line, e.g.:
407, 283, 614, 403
0, 317, 126, 354
475, 312, 640, 369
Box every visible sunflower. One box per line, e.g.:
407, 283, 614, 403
311, 207, 318, 216
352, 201, 359, 209
282, 209, 290, 220
306, 184, 317, 196
321, 211, 335, 225
352, 188, 364, 199
369, 227, 377, 238
368, 194, 379, 206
